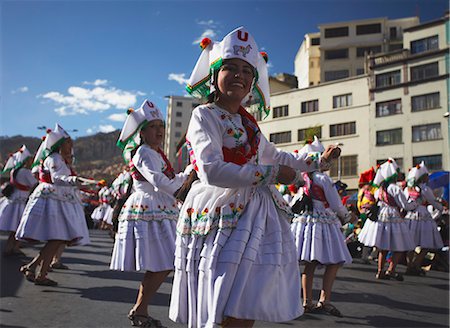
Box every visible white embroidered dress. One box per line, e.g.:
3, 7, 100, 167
110, 145, 188, 272
0, 168, 37, 232
290, 172, 352, 265
169, 104, 322, 327
91, 186, 109, 222
15, 153, 90, 245
404, 184, 444, 250
358, 183, 416, 251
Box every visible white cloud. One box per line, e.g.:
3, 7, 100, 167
86, 128, 95, 135
193, 29, 217, 44
40, 82, 146, 116
108, 113, 127, 122
99, 124, 116, 133
168, 73, 188, 86
11, 86, 29, 94
193, 19, 219, 44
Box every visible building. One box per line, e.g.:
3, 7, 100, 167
295, 16, 419, 87
256, 76, 370, 191
368, 14, 449, 172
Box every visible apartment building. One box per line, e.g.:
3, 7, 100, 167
368, 14, 449, 172
295, 16, 419, 86
256, 76, 370, 191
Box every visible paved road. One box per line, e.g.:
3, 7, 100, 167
1, 230, 448, 328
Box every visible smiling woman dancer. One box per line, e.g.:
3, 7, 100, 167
110, 100, 192, 328
169, 27, 340, 328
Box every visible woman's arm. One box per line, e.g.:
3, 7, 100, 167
46, 154, 77, 186
389, 184, 417, 211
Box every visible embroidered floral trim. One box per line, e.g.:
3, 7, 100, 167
31, 185, 81, 204
377, 215, 408, 223
292, 214, 341, 224
252, 164, 278, 186
119, 203, 178, 222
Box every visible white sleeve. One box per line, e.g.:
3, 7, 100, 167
389, 184, 417, 211
16, 169, 38, 188
259, 135, 321, 171
134, 147, 186, 195
422, 185, 443, 211
318, 173, 348, 218
45, 155, 77, 186
186, 107, 278, 188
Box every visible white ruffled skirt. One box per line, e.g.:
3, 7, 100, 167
110, 190, 178, 272
358, 206, 415, 252
91, 203, 107, 221
0, 191, 29, 232
406, 206, 443, 250
290, 207, 352, 265
169, 186, 302, 328
15, 183, 90, 245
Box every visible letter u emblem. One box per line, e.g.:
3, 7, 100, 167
146, 101, 154, 108
237, 30, 248, 42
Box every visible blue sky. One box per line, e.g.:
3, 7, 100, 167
1, 0, 448, 138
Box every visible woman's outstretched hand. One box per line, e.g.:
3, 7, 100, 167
322, 145, 341, 162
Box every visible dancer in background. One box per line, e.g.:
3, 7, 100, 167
291, 136, 354, 318
0, 145, 37, 256
110, 100, 192, 328
169, 27, 340, 328
404, 162, 444, 275
16, 124, 96, 286
358, 158, 417, 281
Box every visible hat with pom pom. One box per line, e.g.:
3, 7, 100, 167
373, 158, 399, 186
407, 161, 429, 187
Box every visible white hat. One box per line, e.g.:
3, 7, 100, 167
407, 161, 429, 187
117, 99, 164, 163
31, 124, 71, 167
373, 158, 399, 186
2, 145, 32, 173
186, 26, 270, 116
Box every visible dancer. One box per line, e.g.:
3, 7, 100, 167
110, 100, 192, 327
0, 145, 37, 256
16, 124, 95, 286
169, 27, 339, 327
358, 158, 417, 281
404, 162, 444, 275
290, 136, 354, 318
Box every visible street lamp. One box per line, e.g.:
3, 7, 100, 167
336, 142, 344, 181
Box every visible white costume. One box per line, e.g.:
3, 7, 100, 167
358, 159, 416, 251
91, 186, 109, 222
110, 99, 190, 272
290, 138, 352, 265
404, 162, 443, 250
0, 146, 37, 232
16, 125, 90, 245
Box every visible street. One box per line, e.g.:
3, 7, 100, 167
1, 230, 448, 328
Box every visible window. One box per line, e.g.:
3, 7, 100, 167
412, 92, 440, 112
324, 26, 349, 38
175, 112, 182, 117
333, 93, 352, 108
390, 27, 398, 39
325, 49, 348, 60
270, 131, 291, 144
376, 99, 402, 117
356, 23, 381, 35
356, 45, 382, 57
176, 101, 183, 107
175, 122, 182, 128
298, 127, 322, 142
324, 70, 349, 82
389, 43, 403, 51
330, 122, 356, 137
375, 70, 401, 88
252, 110, 262, 121
377, 158, 404, 171
273, 105, 289, 118
410, 62, 439, 82
301, 100, 319, 113
330, 155, 358, 177
311, 37, 320, 46
356, 68, 365, 75
376, 128, 402, 146
412, 123, 442, 142
174, 132, 181, 138
411, 35, 439, 54
413, 154, 442, 171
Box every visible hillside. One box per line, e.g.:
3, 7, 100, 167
0, 131, 124, 184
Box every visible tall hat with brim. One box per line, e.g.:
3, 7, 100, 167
359, 167, 376, 187
407, 161, 429, 187
373, 158, 399, 186
32, 124, 71, 167
117, 99, 164, 163
186, 26, 270, 116
2, 145, 32, 174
